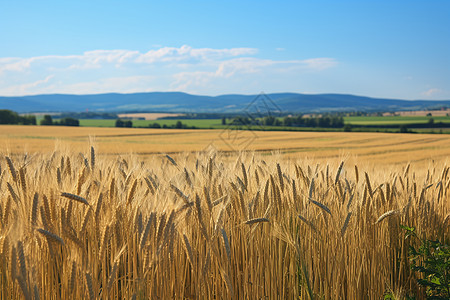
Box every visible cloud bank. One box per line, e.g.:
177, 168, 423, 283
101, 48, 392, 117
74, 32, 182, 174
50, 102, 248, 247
0, 45, 337, 96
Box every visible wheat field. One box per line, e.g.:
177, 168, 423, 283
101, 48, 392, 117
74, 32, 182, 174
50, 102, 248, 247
0, 139, 449, 299
2, 125, 450, 166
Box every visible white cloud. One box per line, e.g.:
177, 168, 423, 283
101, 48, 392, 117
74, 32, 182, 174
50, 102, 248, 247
0, 46, 258, 74
171, 58, 280, 91
171, 57, 338, 92
136, 45, 258, 64
216, 57, 275, 77
78, 50, 141, 69
421, 88, 442, 97
0, 45, 338, 96
172, 71, 214, 92
53, 75, 157, 95
1, 75, 55, 95
0, 57, 34, 73
302, 58, 338, 71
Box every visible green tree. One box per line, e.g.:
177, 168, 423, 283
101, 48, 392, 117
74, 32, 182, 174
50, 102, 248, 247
59, 117, 79, 126
40, 115, 53, 125
115, 119, 132, 127
0, 110, 19, 124
283, 117, 293, 127
399, 125, 409, 133
263, 116, 275, 126
19, 115, 37, 125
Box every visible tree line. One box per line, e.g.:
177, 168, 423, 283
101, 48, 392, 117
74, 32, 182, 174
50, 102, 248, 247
0, 110, 37, 125
40, 115, 79, 126
228, 114, 345, 128
0, 110, 81, 126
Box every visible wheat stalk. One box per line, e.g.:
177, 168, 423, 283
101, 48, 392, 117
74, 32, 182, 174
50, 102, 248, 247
37, 228, 64, 245
3, 196, 11, 226
241, 163, 248, 187
17, 241, 27, 283
277, 163, 284, 191
244, 217, 270, 225
5, 156, 17, 182
165, 154, 178, 166
126, 179, 138, 205
65, 157, 72, 176
57, 168, 62, 186
90, 146, 95, 170
68, 260, 76, 294
17, 275, 31, 300
42, 194, 52, 227
184, 167, 193, 188
19, 167, 27, 194
375, 210, 400, 224
140, 215, 153, 251
365, 172, 373, 198
341, 212, 352, 237
308, 177, 315, 200
221, 228, 231, 263
99, 225, 110, 259
7, 182, 19, 203
61, 192, 90, 206
309, 199, 332, 215
76, 168, 86, 195
154, 213, 166, 245
182, 234, 194, 267
33, 284, 39, 300
170, 183, 190, 203
85, 272, 95, 300
107, 261, 118, 292
10, 245, 18, 282
335, 161, 344, 184
298, 215, 318, 233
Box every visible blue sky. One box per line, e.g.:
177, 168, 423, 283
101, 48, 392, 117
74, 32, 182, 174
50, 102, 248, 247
0, 1, 449, 99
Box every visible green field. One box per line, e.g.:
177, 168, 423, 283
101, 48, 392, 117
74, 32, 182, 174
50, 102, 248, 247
344, 115, 450, 125
79, 118, 223, 128
79, 119, 116, 127
70, 115, 450, 133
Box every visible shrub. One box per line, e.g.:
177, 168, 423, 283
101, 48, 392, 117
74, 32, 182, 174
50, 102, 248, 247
58, 117, 79, 126
403, 225, 450, 299
115, 119, 132, 128
399, 125, 409, 133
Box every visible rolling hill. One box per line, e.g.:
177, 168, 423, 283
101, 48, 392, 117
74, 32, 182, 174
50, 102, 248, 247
1, 92, 449, 113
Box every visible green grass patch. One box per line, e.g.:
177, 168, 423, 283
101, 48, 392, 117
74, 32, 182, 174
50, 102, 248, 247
133, 119, 223, 128
344, 116, 450, 125
78, 119, 224, 128
79, 119, 116, 127
75, 117, 450, 135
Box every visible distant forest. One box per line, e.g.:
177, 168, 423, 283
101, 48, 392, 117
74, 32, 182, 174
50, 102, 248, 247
0, 110, 80, 126
228, 114, 345, 128
0, 109, 36, 125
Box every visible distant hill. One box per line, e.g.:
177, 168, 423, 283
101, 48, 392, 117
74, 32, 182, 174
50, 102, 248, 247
1, 92, 449, 114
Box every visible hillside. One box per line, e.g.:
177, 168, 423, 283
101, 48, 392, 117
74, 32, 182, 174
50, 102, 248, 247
1, 92, 449, 113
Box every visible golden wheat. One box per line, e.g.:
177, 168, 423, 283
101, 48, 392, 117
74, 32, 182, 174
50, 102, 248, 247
0, 145, 448, 299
